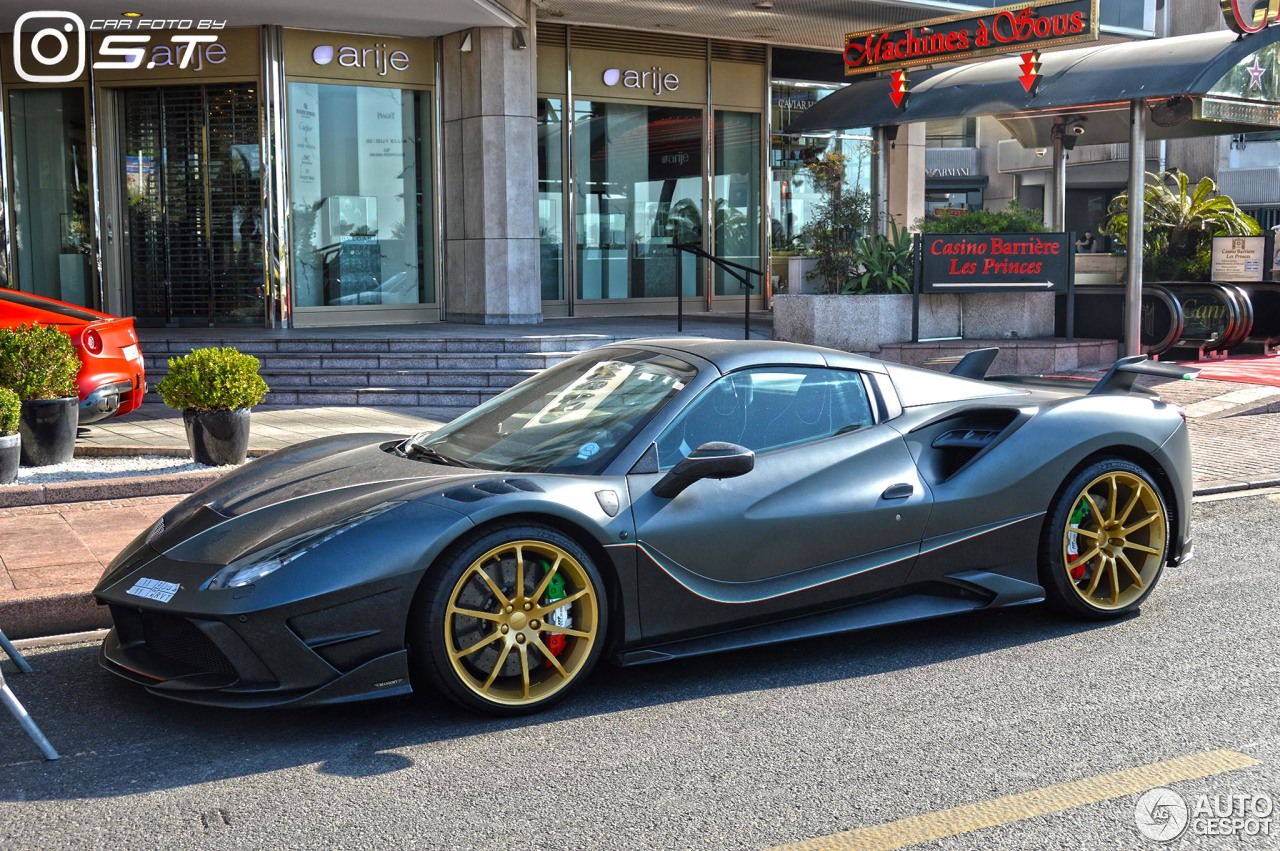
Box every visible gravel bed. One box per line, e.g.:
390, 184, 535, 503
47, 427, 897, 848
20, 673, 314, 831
4, 455, 245, 486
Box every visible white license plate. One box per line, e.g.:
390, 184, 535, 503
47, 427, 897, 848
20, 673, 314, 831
121, 344, 139, 362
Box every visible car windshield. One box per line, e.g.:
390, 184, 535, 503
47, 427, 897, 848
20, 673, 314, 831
408, 348, 697, 474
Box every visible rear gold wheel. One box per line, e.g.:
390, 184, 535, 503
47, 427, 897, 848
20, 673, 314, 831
413, 525, 606, 714
1042, 459, 1169, 619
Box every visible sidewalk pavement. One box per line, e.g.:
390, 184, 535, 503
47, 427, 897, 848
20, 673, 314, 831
2, 376, 1279, 641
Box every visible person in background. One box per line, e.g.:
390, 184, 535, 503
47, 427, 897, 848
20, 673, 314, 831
1074, 230, 1097, 253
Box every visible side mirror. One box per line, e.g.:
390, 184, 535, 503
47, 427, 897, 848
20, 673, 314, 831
652, 441, 755, 499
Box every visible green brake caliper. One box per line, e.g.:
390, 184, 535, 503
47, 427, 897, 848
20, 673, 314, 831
543, 570, 570, 665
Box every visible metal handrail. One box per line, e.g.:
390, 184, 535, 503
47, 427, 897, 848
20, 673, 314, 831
673, 243, 761, 340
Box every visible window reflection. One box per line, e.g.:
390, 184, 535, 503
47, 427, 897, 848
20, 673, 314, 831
287, 82, 434, 308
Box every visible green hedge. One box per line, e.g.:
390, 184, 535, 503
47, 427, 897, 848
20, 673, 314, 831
0, 387, 19, 436
156, 346, 270, 412
0, 323, 80, 401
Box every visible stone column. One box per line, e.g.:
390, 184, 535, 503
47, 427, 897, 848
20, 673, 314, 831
440, 15, 541, 324
887, 122, 926, 229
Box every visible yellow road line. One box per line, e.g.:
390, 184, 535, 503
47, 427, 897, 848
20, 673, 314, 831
772, 749, 1260, 851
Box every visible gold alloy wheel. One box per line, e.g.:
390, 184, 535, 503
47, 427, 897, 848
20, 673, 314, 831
444, 540, 599, 707
1061, 470, 1167, 611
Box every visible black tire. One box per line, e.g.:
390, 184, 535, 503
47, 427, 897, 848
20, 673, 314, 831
410, 522, 608, 716
1040, 458, 1170, 620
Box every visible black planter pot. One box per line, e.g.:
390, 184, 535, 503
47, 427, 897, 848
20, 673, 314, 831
18, 397, 78, 467
184, 408, 251, 466
0, 433, 19, 485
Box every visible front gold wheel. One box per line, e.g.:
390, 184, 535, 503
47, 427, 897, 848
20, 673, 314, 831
441, 537, 601, 710
1047, 461, 1169, 617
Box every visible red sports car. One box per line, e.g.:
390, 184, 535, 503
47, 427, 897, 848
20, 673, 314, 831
0, 289, 146, 423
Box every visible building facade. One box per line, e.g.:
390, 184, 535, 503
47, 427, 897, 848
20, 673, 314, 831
0, 0, 1167, 330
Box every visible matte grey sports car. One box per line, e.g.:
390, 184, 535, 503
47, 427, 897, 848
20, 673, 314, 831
94, 339, 1195, 715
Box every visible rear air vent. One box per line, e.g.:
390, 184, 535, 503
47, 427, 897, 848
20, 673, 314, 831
916, 409, 1022, 483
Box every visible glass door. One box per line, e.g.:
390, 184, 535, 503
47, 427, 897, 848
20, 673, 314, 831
118, 84, 262, 325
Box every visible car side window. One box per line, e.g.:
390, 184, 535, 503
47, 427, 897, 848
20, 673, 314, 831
655, 367, 875, 469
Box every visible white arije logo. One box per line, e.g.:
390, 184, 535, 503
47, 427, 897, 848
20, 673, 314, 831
1135, 787, 1190, 842
601, 65, 680, 96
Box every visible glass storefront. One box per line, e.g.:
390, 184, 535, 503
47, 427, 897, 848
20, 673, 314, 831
538, 97, 565, 303
287, 82, 435, 310
713, 111, 761, 297
769, 81, 873, 254
7, 88, 92, 305
119, 84, 262, 325
572, 100, 702, 301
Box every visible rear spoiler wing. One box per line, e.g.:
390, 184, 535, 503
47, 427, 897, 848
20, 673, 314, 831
948, 348, 1198, 394
1087, 355, 1199, 395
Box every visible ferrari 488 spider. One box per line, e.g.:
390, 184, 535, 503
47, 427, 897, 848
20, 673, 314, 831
95, 339, 1194, 714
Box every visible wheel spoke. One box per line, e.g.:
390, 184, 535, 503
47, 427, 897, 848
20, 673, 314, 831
535, 587, 590, 617
470, 565, 510, 609
1108, 557, 1121, 605
533, 635, 570, 679
1084, 493, 1106, 528
1082, 554, 1107, 596
1122, 513, 1158, 535
531, 555, 563, 603
1070, 526, 1102, 541
518, 644, 531, 699
514, 544, 525, 602
1122, 541, 1163, 556
447, 605, 503, 623
1106, 475, 1119, 523
453, 629, 502, 662
1073, 544, 1102, 570
1117, 552, 1145, 590
540, 623, 591, 639
1117, 486, 1143, 526
480, 642, 513, 693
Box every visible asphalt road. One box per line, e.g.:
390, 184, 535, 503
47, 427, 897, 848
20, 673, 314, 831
1, 493, 1277, 850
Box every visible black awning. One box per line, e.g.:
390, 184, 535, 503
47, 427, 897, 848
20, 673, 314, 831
786, 27, 1280, 146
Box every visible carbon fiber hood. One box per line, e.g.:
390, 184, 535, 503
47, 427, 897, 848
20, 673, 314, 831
152, 433, 482, 566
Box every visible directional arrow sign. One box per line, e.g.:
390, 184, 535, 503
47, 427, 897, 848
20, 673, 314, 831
1018, 50, 1042, 94
890, 70, 909, 109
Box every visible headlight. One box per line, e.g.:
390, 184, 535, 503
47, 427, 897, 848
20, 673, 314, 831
204, 502, 401, 590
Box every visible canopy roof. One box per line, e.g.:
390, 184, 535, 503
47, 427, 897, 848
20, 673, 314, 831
787, 26, 1280, 146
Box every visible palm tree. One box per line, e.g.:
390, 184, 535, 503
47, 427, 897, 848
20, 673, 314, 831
1103, 170, 1260, 264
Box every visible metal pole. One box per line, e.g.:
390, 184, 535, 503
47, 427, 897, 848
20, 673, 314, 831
1051, 133, 1067, 231
873, 127, 889, 236
0, 629, 32, 674
677, 249, 684, 333
744, 277, 751, 340
1126, 100, 1147, 357
0, 670, 59, 760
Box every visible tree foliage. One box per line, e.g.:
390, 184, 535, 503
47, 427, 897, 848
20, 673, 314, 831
801, 152, 872, 294
915, 201, 1047, 234
1101, 170, 1260, 281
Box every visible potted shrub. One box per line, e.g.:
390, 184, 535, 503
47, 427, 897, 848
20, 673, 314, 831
0, 323, 81, 466
156, 346, 269, 466
800, 151, 872, 294
0, 387, 20, 485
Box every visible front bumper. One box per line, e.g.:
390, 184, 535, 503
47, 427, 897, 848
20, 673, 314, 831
96, 557, 418, 708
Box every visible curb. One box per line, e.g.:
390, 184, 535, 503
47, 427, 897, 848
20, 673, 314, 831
0, 447, 272, 509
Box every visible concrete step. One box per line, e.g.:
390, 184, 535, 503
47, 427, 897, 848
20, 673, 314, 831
141, 335, 619, 358
249, 385, 504, 408
144, 350, 583, 373
237, 368, 538, 389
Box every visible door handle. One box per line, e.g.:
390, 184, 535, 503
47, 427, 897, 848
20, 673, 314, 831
881, 483, 914, 500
